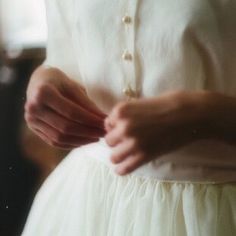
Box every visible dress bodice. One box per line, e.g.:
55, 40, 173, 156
44, 0, 236, 182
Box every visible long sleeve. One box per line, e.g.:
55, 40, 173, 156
44, 0, 82, 83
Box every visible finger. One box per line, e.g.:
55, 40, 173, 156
108, 100, 137, 122
104, 125, 124, 147
104, 117, 116, 132
115, 154, 146, 176
60, 77, 107, 118
68, 85, 107, 119
104, 103, 127, 133
28, 117, 99, 147
32, 106, 105, 138
110, 139, 137, 164
42, 86, 105, 128
34, 129, 76, 150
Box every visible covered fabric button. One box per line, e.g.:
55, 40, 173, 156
122, 16, 132, 24
122, 51, 133, 61
122, 86, 137, 98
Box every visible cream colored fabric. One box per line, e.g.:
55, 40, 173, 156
22, 149, 236, 236
42, 0, 236, 182
22, 1, 236, 235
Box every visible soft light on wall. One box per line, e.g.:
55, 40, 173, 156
0, 0, 47, 51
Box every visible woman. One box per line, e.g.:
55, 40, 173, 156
22, 0, 236, 235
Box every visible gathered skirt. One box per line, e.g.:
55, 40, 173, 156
22, 148, 236, 236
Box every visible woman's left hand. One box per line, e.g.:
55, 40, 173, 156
104, 91, 212, 175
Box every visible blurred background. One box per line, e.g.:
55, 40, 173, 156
0, 1, 67, 235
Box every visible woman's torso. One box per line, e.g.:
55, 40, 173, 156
45, 0, 236, 182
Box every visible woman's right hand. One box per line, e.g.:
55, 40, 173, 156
24, 66, 107, 149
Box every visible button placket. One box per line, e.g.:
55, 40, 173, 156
121, 1, 138, 100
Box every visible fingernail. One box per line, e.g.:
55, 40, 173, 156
115, 167, 125, 175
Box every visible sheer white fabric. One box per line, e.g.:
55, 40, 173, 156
23, 149, 236, 236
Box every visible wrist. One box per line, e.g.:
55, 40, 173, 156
191, 91, 236, 144
204, 91, 236, 144
174, 90, 224, 142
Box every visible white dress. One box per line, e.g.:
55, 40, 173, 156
22, 0, 236, 235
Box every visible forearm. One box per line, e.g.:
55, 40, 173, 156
193, 91, 236, 145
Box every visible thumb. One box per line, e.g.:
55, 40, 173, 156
63, 80, 107, 119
